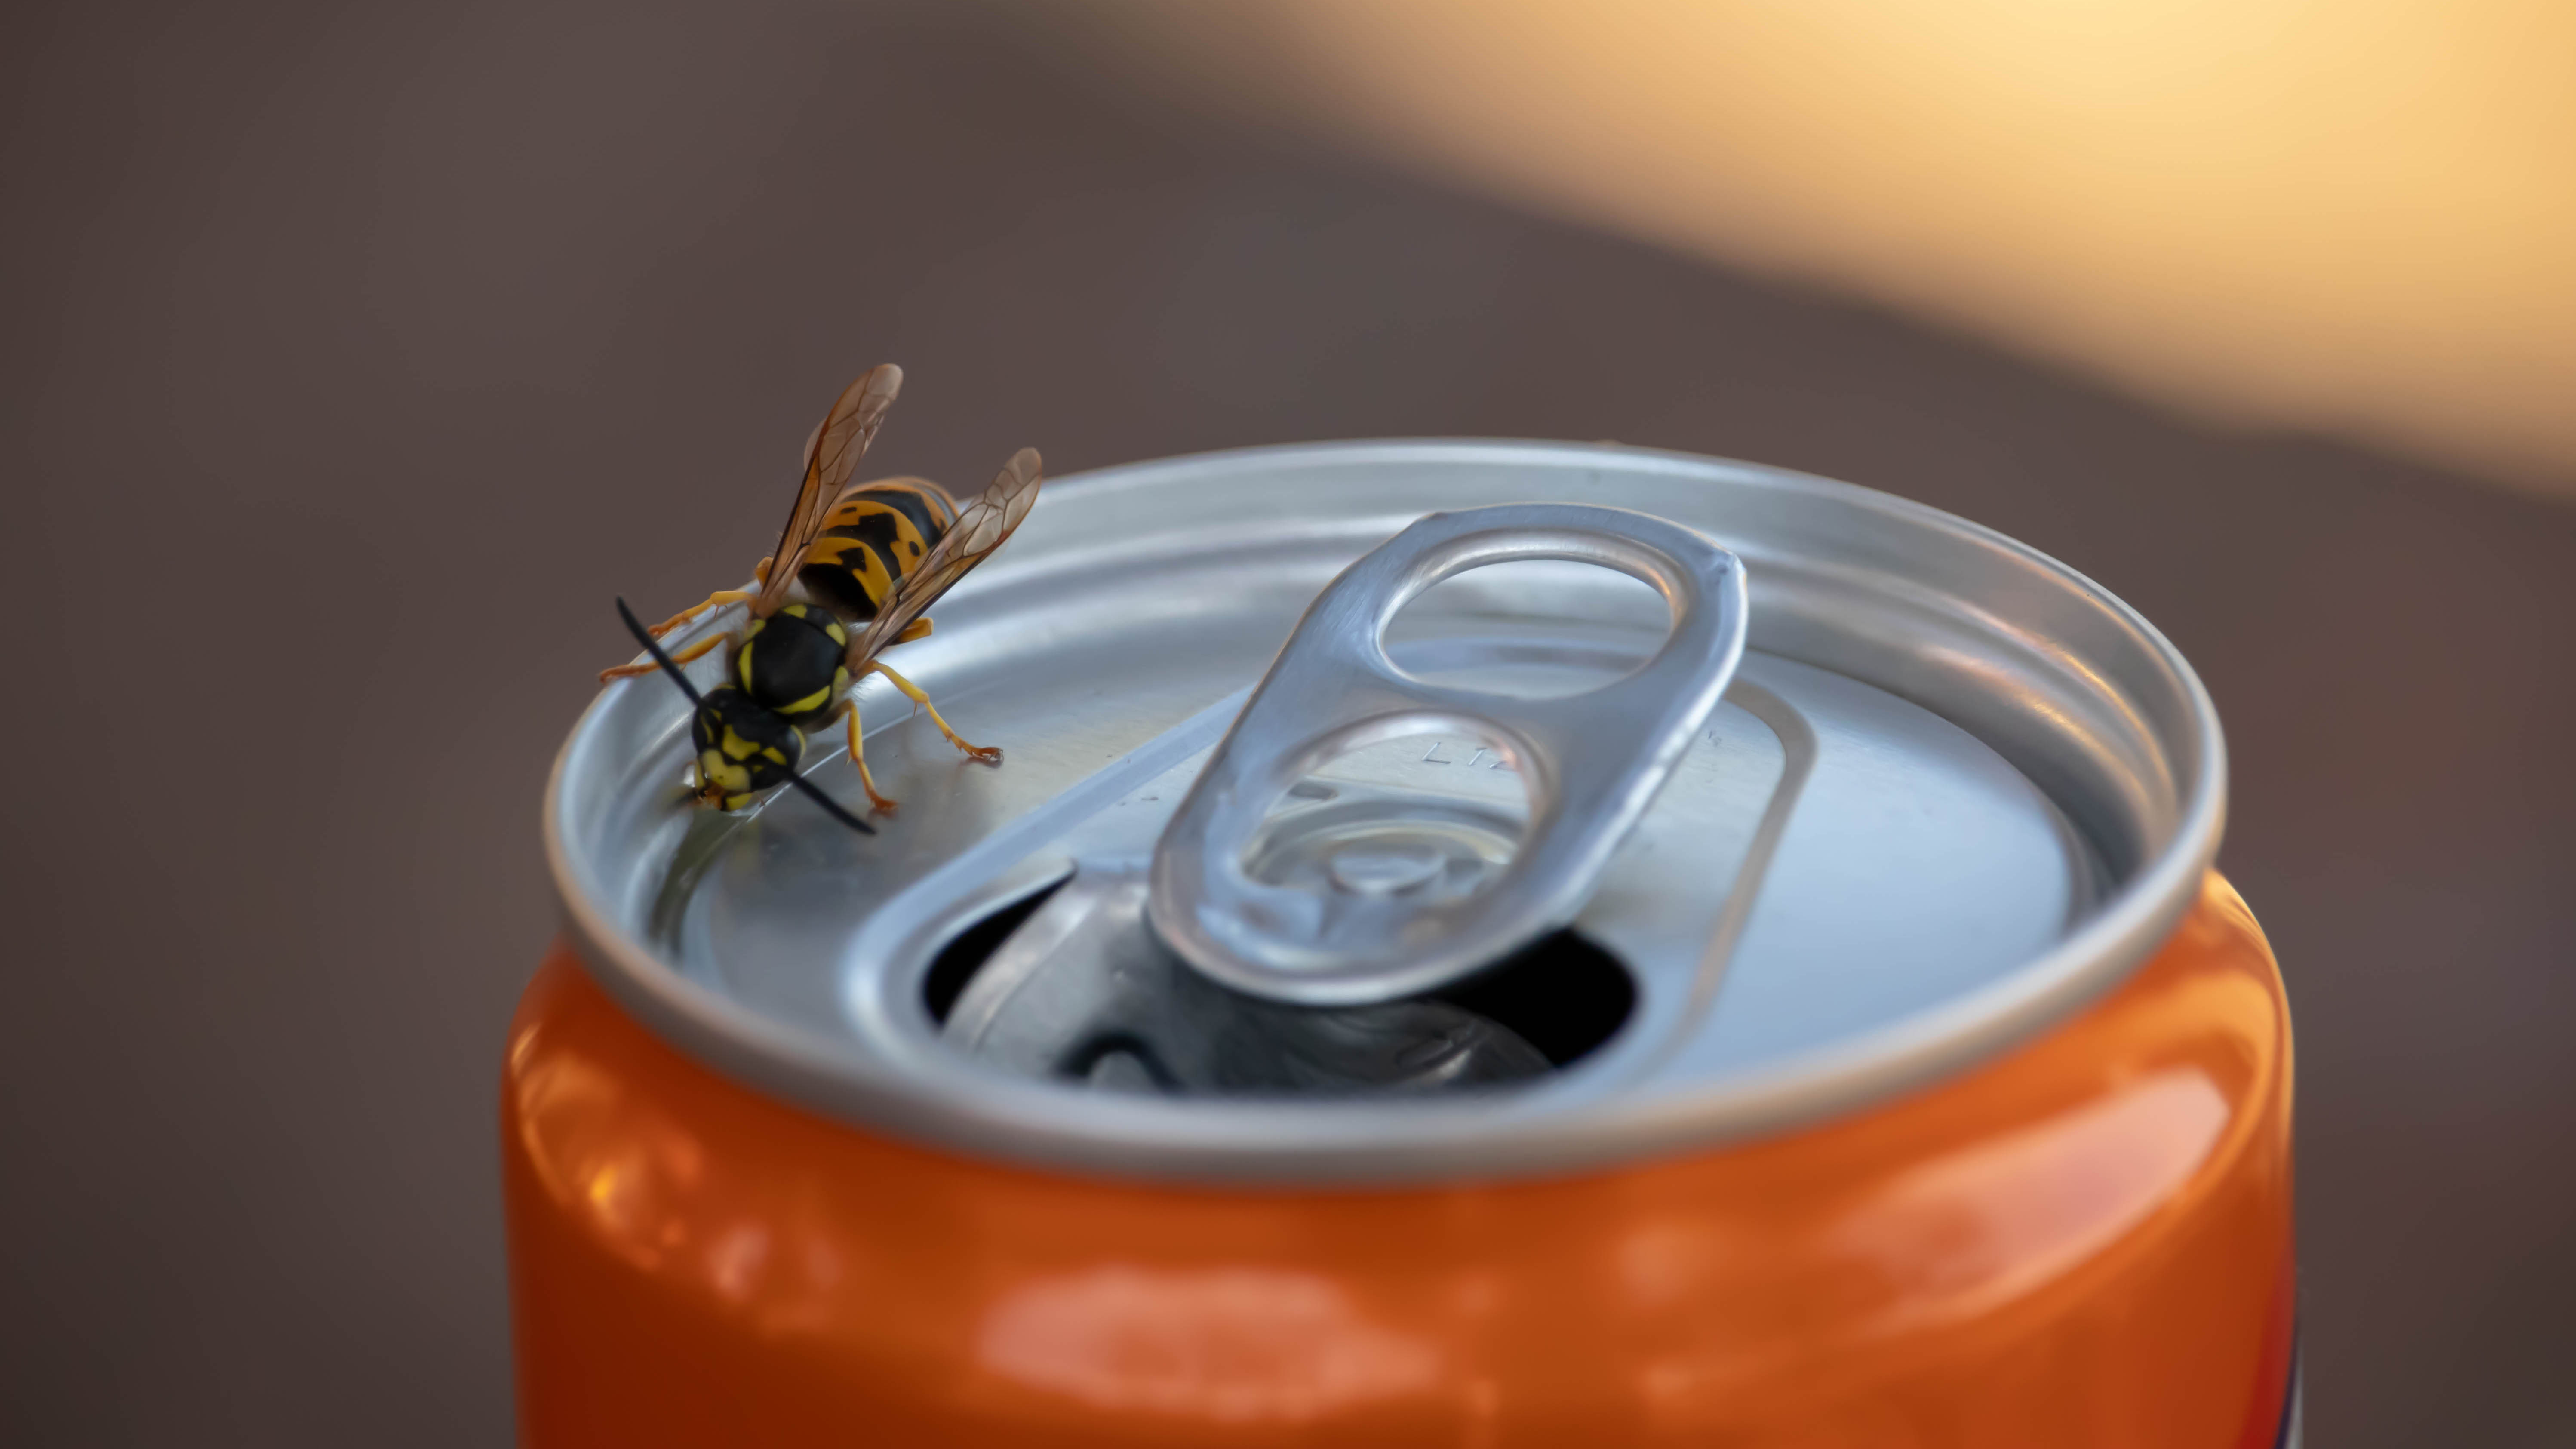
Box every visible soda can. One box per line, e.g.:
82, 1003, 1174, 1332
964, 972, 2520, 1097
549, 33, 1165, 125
510, 441, 2295, 1446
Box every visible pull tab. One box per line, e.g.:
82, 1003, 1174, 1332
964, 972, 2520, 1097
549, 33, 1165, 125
1147, 503, 1749, 1004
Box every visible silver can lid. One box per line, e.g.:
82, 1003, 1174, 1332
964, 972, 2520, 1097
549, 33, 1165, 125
546, 441, 2224, 1183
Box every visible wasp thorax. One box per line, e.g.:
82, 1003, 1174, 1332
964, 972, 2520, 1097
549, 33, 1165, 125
691, 687, 804, 809
735, 604, 851, 725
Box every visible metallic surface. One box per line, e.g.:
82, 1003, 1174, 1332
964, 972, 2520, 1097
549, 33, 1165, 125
505, 875, 2295, 1447
549, 440, 2223, 1180
1146, 502, 1747, 1003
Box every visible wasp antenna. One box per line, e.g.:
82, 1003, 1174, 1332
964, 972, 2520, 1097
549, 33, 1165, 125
615, 597, 707, 708
613, 597, 876, 837
780, 770, 878, 837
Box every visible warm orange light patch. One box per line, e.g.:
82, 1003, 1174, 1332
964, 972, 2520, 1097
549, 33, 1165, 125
1080, 0, 2576, 496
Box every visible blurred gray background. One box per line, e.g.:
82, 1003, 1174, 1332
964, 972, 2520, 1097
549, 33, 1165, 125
4, 1, 2570, 1444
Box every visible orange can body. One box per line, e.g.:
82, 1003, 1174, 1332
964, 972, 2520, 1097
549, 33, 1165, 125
503, 874, 2293, 1447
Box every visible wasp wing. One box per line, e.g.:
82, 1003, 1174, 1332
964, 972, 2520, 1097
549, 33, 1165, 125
754, 364, 903, 616
844, 448, 1041, 667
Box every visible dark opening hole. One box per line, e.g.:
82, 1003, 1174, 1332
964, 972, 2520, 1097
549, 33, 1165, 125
922, 881, 1634, 1076
922, 879, 1066, 1024
1429, 929, 1635, 1068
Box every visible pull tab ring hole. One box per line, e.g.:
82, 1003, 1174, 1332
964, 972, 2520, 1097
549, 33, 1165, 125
1381, 555, 1677, 701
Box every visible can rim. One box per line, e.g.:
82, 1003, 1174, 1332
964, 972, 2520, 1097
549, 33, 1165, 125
544, 439, 2226, 1184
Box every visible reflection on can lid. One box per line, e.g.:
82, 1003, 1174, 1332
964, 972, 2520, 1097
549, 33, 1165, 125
547, 441, 2223, 1183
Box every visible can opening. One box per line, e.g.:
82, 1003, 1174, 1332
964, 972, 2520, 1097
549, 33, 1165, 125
1424, 926, 1634, 1068
923, 881, 1063, 1026
929, 875, 1635, 1096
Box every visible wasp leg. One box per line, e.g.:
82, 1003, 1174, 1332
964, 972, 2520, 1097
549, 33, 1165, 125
822, 698, 900, 814
867, 661, 1001, 766
600, 629, 731, 682
893, 617, 933, 644
647, 588, 757, 638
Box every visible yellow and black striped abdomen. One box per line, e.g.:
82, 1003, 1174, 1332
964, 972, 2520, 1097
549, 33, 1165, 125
796, 480, 956, 622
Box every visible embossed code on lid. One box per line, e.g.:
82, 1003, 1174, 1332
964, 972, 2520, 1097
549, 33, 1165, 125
546, 442, 2223, 1182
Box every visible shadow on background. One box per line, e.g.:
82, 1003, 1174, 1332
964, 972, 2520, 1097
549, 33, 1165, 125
3, 2, 2570, 1445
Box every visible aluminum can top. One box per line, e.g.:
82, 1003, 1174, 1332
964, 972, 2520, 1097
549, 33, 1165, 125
548, 441, 2224, 1183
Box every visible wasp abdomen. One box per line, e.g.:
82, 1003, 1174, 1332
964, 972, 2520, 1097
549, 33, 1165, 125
796, 481, 956, 622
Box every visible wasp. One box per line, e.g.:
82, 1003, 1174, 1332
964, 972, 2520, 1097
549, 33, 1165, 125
604, 365, 1042, 827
